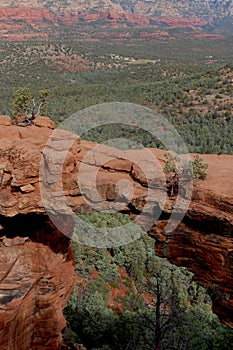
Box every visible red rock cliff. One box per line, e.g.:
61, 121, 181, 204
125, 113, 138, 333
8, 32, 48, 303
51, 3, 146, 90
151, 154, 233, 327
0, 7, 55, 24
0, 119, 232, 349
0, 121, 75, 349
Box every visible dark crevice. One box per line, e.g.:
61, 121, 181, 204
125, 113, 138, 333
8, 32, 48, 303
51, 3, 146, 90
0, 213, 72, 256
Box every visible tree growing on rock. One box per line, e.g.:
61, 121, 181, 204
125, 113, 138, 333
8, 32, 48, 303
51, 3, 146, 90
37, 89, 52, 116
164, 153, 208, 184
13, 87, 52, 126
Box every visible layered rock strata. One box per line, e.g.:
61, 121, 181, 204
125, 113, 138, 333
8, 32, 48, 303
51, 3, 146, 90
0, 120, 232, 349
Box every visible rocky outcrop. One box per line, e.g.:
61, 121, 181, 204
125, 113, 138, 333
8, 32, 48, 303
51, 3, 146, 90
0, 214, 74, 350
151, 154, 233, 327
0, 6, 150, 28
55, 8, 150, 26
0, 1, 232, 29
0, 7, 55, 25
34, 116, 55, 129
0, 123, 75, 349
0, 6, 55, 40
0, 120, 232, 348
1, 0, 233, 22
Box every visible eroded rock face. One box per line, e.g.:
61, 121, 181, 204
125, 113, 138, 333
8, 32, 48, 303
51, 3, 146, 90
0, 7, 55, 25
0, 124, 76, 349
0, 214, 74, 350
1, 1, 232, 21
151, 154, 233, 326
34, 116, 55, 129
151, 202, 233, 327
0, 121, 233, 349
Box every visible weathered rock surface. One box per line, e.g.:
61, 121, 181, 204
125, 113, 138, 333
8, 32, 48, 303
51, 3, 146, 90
0, 115, 11, 126
0, 124, 75, 349
0, 0, 232, 21
0, 121, 232, 348
0, 6, 55, 25
151, 153, 233, 327
34, 116, 55, 129
0, 214, 74, 350
0, 5, 151, 28
0, 0, 232, 31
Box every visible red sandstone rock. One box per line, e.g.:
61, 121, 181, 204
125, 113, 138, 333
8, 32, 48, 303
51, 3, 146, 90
0, 115, 11, 126
84, 10, 150, 25
20, 184, 35, 193
0, 5, 218, 33
34, 116, 55, 129
0, 7, 55, 25
0, 6, 150, 28
0, 216, 74, 350
156, 17, 208, 28
0, 122, 233, 350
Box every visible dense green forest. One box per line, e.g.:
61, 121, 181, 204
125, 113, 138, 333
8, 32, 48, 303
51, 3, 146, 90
1, 27, 233, 154
64, 213, 233, 350
8, 63, 233, 154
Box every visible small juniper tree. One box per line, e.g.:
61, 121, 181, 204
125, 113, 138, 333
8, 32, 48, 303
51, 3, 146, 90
13, 87, 32, 117
37, 89, 52, 116
192, 155, 208, 180
164, 153, 208, 184
13, 87, 52, 125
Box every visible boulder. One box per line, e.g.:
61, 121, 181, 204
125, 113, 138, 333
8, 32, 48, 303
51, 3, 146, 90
34, 116, 54, 129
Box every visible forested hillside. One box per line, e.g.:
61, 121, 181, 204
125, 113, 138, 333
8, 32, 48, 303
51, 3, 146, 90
64, 213, 233, 350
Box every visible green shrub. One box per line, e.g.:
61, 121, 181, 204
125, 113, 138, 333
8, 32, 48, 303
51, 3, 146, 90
164, 153, 208, 181
192, 155, 208, 180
